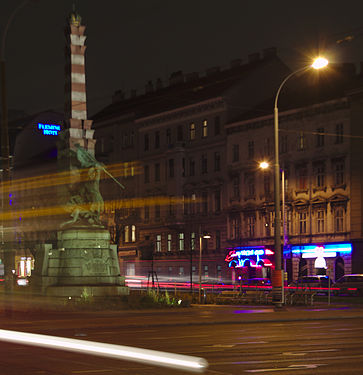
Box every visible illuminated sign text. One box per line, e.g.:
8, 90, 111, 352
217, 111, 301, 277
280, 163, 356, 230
38, 123, 61, 136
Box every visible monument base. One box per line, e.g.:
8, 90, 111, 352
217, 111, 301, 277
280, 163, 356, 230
33, 227, 129, 298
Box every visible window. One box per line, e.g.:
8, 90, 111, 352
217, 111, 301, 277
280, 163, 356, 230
124, 225, 129, 243
334, 160, 344, 186
297, 166, 307, 190
232, 144, 239, 162
156, 234, 162, 252
167, 234, 172, 251
264, 215, 271, 237
177, 125, 183, 141
214, 116, 221, 135
189, 123, 195, 140
214, 190, 221, 212
297, 132, 306, 151
144, 134, 149, 151
246, 173, 255, 197
204, 265, 209, 277
144, 165, 150, 183
336, 123, 344, 144
314, 163, 325, 188
202, 119, 208, 138
178, 233, 185, 251
169, 159, 174, 178
189, 159, 195, 176
190, 232, 196, 251
217, 264, 222, 279
144, 206, 149, 221
166, 128, 171, 145
127, 225, 134, 242
299, 212, 307, 234
126, 263, 135, 276
317, 210, 325, 233
192, 265, 196, 275
231, 216, 241, 239
316, 128, 324, 147
155, 131, 160, 148
264, 173, 270, 195
214, 231, 220, 251
214, 152, 220, 171
233, 176, 240, 198
179, 267, 185, 276
247, 216, 255, 237
169, 196, 175, 216
335, 207, 344, 232
155, 163, 160, 182
155, 204, 160, 219
263, 138, 271, 157
190, 193, 196, 215
280, 135, 288, 154
202, 192, 208, 214
201, 154, 208, 174
248, 141, 254, 159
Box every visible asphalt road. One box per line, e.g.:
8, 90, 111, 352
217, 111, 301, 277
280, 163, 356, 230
1, 306, 363, 374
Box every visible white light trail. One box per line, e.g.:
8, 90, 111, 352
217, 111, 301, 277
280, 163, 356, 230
0, 329, 208, 373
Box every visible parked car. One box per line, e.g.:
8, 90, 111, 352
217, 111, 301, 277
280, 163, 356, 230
288, 275, 332, 295
333, 274, 363, 296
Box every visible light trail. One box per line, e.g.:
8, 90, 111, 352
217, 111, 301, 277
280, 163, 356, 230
0, 329, 208, 373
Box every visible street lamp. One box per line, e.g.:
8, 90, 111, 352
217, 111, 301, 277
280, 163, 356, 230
272, 56, 328, 307
198, 231, 211, 304
1, 0, 37, 311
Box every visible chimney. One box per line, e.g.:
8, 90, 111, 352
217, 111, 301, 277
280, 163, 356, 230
169, 71, 184, 86
112, 89, 125, 103
185, 72, 199, 82
145, 80, 154, 94
206, 66, 220, 76
262, 47, 277, 59
230, 58, 242, 69
248, 52, 260, 63
156, 78, 163, 90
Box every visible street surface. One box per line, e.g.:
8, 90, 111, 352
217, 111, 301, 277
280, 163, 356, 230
1, 304, 363, 374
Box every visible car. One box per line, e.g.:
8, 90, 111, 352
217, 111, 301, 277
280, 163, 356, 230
333, 274, 363, 296
288, 275, 332, 295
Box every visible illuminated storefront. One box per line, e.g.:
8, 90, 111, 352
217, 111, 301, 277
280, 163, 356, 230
283, 242, 352, 281
225, 246, 275, 280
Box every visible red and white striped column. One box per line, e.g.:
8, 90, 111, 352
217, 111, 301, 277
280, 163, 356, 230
65, 11, 95, 156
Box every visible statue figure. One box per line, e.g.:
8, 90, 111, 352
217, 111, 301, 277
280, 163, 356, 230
60, 144, 123, 228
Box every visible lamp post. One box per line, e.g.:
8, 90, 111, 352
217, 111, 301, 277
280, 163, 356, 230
1, 0, 36, 309
198, 230, 211, 304
272, 57, 328, 307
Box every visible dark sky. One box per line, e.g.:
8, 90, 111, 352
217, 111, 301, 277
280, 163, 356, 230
2, 0, 363, 117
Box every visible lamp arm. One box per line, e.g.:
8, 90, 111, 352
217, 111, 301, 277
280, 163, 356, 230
1, 0, 30, 60
274, 66, 310, 110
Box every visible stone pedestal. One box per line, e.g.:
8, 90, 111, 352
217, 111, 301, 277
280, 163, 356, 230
34, 227, 129, 297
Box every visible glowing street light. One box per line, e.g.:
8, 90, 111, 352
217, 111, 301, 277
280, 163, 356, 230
272, 57, 329, 307
198, 231, 211, 304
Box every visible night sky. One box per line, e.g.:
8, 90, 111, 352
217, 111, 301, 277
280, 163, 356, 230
2, 0, 363, 118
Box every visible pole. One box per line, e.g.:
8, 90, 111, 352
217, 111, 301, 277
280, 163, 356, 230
281, 169, 286, 304
273, 105, 283, 306
198, 233, 202, 304
190, 248, 193, 295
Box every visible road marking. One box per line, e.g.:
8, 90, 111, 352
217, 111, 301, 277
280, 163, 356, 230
205, 344, 235, 348
238, 341, 268, 345
244, 364, 326, 372
72, 370, 113, 373
283, 349, 338, 356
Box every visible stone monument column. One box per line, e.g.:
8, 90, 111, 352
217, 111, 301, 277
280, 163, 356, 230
34, 8, 128, 298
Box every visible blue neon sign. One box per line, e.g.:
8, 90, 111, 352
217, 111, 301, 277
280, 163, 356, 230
38, 123, 61, 136
286, 243, 352, 258
225, 246, 274, 268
